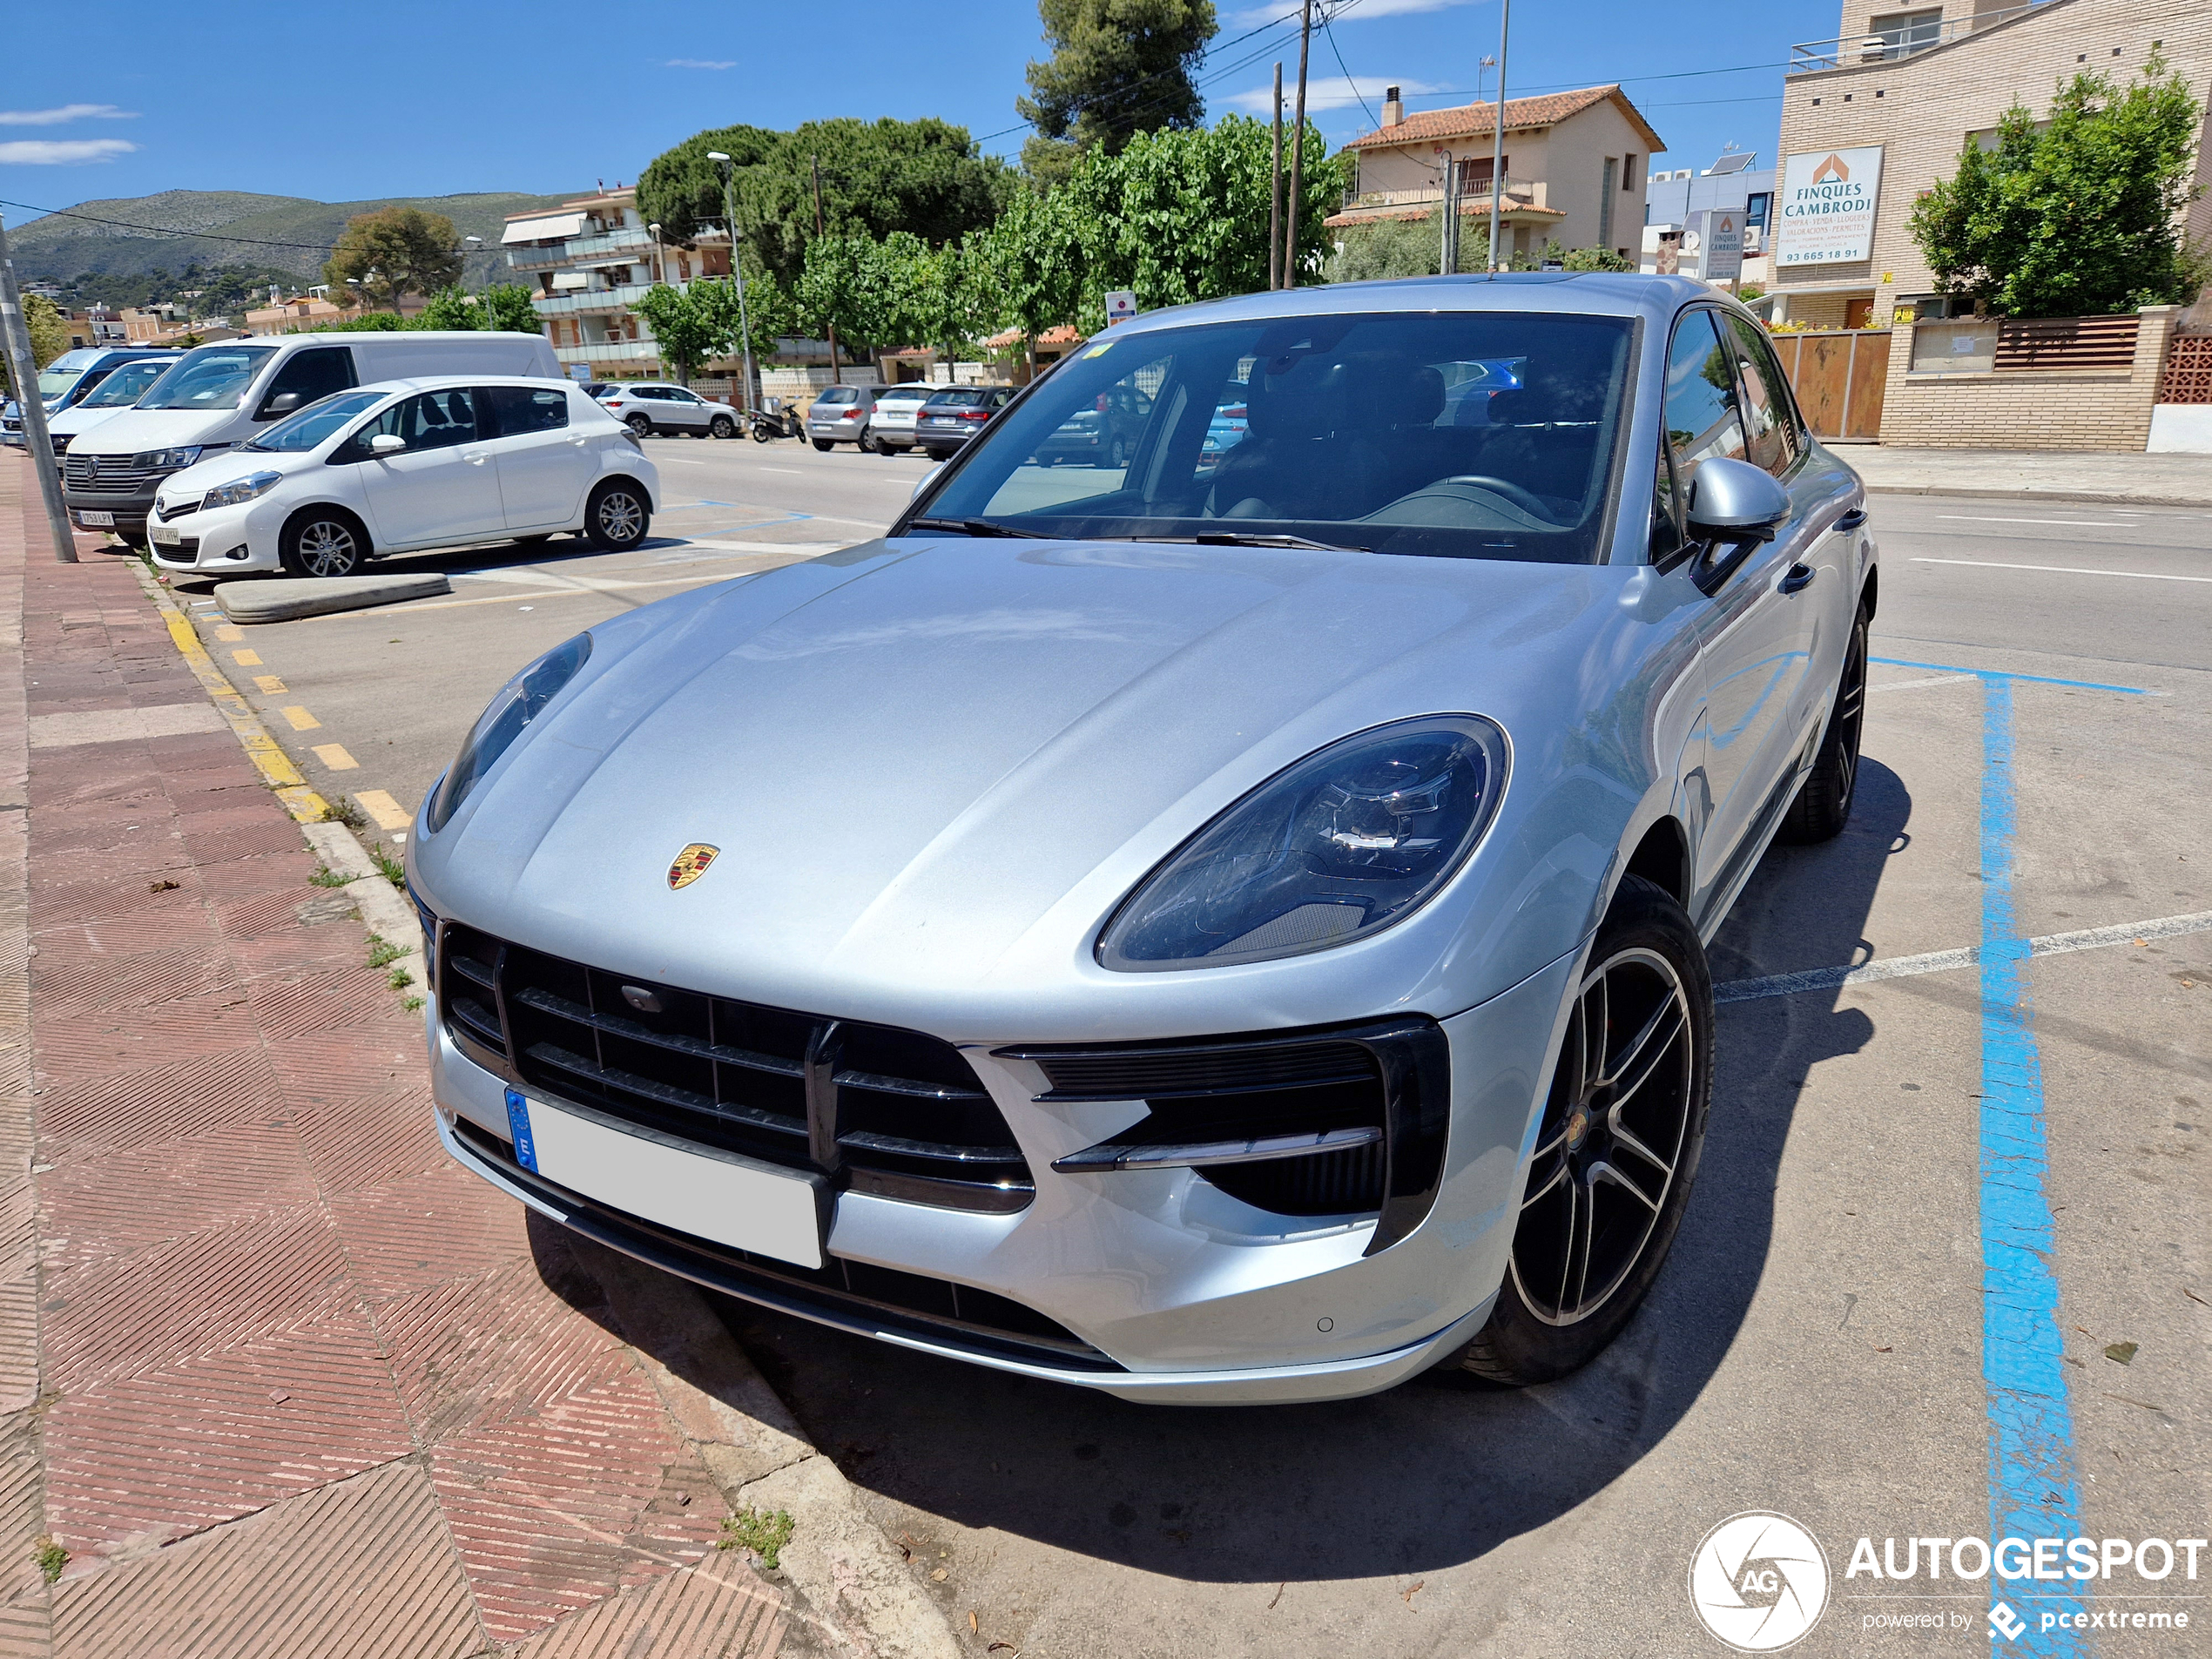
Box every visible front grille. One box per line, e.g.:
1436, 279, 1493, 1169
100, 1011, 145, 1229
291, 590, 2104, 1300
152, 538, 200, 563
63, 453, 157, 494
452, 1118, 1116, 1372
156, 497, 199, 522
439, 922, 1033, 1214
1001, 1016, 1451, 1253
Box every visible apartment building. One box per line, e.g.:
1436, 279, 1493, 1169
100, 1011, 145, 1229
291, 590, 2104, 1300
1770, 0, 2212, 327
243, 289, 428, 335
1329, 84, 1665, 264
1639, 150, 1777, 284
502, 186, 732, 378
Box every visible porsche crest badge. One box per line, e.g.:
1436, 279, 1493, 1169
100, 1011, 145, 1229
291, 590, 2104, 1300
667, 844, 720, 890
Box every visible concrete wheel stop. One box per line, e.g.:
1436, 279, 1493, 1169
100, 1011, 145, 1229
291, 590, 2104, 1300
215, 571, 451, 623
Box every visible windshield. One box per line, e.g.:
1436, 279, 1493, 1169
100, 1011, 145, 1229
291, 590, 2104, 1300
914, 310, 1634, 563
137, 344, 279, 411
244, 388, 388, 453
78, 360, 176, 409
36, 367, 85, 399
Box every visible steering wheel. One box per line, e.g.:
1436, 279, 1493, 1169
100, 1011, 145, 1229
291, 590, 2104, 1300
1438, 475, 1556, 521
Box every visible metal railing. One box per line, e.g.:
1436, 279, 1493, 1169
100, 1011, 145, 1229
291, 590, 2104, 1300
1789, 0, 2058, 73
532, 282, 656, 318
1341, 175, 1544, 212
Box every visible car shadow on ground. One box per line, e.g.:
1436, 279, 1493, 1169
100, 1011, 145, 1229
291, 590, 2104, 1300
531, 761, 1910, 1586
156, 531, 699, 594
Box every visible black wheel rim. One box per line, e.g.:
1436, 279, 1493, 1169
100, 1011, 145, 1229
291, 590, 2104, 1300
1828, 624, 1867, 808
1510, 946, 1695, 1327
294, 520, 357, 577
596, 492, 643, 543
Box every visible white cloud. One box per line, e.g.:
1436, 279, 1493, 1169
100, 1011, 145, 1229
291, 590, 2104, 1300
1224, 76, 1438, 115
666, 58, 736, 69
1229, 0, 1484, 27
0, 139, 138, 165
0, 103, 137, 127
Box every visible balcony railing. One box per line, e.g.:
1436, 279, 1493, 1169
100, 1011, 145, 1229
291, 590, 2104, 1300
564, 226, 655, 263
555, 340, 664, 366
505, 246, 572, 274
1789, 0, 2058, 73
1340, 176, 1546, 212
532, 281, 657, 318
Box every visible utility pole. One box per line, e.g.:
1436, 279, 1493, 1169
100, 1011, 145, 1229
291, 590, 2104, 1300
1487, 0, 1511, 273
1268, 63, 1285, 291
812, 154, 840, 385
1283, 0, 1312, 289
0, 215, 77, 563
706, 152, 759, 411
1440, 150, 1456, 275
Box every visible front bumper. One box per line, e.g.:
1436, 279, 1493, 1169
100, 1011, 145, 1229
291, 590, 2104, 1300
425, 943, 1578, 1405
147, 494, 284, 575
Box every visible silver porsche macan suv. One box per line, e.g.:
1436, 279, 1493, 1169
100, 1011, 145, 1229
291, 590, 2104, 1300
410, 274, 1874, 1404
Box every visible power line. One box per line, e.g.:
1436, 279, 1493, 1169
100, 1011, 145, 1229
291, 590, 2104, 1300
1319, 6, 1383, 132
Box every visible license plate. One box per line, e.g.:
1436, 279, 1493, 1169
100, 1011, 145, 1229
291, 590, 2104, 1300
503, 1088, 824, 1267
151, 523, 181, 545
74, 510, 114, 528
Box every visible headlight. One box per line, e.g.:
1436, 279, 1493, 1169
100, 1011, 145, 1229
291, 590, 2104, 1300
1097, 716, 1509, 971
135, 446, 204, 471
201, 470, 284, 510
423, 633, 594, 833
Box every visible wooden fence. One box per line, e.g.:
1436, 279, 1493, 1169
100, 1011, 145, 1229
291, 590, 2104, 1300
1770, 329, 1891, 442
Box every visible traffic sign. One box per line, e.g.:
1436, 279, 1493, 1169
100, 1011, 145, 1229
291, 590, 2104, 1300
1103, 290, 1137, 327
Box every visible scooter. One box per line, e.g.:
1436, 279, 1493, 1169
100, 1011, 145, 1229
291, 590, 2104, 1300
743, 403, 801, 442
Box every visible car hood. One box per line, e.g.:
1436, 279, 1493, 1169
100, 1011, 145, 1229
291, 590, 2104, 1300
158, 446, 313, 504
64, 407, 232, 457
423, 536, 1635, 1030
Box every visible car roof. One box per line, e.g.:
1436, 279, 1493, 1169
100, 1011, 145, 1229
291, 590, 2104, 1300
349, 374, 584, 397
1109, 272, 1722, 341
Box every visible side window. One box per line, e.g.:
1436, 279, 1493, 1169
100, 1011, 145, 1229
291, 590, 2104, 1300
1662, 311, 1747, 489
482, 385, 570, 437
1722, 314, 1797, 476
255, 347, 356, 419
349, 388, 478, 455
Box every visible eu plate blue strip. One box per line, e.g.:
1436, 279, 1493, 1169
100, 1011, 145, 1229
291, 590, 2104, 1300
1978, 674, 2082, 1650
503, 1087, 538, 1173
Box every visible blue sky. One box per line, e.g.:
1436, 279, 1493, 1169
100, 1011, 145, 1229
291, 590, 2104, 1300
2, 0, 1841, 226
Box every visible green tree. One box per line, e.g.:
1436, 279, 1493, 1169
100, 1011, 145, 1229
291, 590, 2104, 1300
1326, 216, 1441, 283
411, 286, 481, 331
981, 186, 1086, 375
24, 293, 69, 368
637, 119, 1013, 287
1910, 56, 2205, 317
325, 206, 465, 311
794, 235, 895, 379
1561, 246, 1635, 272
631, 281, 737, 384
1018, 0, 1217, 184
903, 235, 1000, 373
475, 284, 543, 334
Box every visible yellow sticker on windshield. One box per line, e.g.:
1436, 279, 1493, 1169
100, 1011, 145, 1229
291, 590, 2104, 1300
1083, 341, 1114, 358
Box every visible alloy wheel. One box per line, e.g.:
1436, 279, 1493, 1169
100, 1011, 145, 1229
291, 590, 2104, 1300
596, 490, 644, 543
1510, 946, 1696, 1327
294, 519, 359, 578
1827, 623, 1868, 806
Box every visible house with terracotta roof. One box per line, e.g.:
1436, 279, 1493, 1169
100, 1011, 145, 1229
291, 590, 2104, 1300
1330, 84, 1665, 266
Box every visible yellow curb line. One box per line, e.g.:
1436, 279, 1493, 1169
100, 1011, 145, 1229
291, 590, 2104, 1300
129, 563, 332, 823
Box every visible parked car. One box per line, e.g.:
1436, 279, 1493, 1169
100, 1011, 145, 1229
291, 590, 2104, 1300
914, 386, 1015, 460
3, 346, 182, 448
862, 385, 936, 454
1198, 381, 1249, 469
145, 376, 657, 579
806, 383, 884, 450
64, 331, 560, 549
412, 274, 1872, 1404
44, 356, 185, 461
1030, 383, 1153, 469
592, 382, 740, 440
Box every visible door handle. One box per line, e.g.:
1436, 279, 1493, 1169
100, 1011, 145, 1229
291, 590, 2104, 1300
1779, 562, 1818, 595
464, 452, 489, 465
1833, 508, 1867, 533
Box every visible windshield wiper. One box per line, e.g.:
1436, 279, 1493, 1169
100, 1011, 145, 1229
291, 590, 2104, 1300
1185, 530, 1372, 553
907, 516, 1045, 539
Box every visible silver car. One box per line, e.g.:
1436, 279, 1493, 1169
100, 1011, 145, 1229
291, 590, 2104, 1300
411, 275, 1873, 1406
594, 382, 740, 439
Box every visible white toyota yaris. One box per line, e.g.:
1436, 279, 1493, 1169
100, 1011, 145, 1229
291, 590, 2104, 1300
148, 376, 661, 578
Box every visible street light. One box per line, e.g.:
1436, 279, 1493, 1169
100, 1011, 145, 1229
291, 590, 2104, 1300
704, 150, 758, 411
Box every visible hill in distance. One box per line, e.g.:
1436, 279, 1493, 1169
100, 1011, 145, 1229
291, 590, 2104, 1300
10, 188, 577, 288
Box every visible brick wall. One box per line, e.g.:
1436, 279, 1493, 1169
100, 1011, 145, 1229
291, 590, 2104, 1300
1878, 304, 2181, 449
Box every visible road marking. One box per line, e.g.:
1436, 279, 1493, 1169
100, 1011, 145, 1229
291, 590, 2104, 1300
311, 743, 359, 770
1870, 656, 2152, 695
354, 790, 411, 831
253, 675, 287, 694
759, 467, 801, 474
656, 455, 708, 466
279, 705, 321, 731
1935, 514, 2133, 527
232, 649, 261, 666
1714, 908, 2212, 1002
1912, 556, 2212, 583
214, 624, 244, 642
1867, 672, 1974, 694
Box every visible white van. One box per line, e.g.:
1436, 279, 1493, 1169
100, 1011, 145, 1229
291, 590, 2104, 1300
62, 331, 560, 546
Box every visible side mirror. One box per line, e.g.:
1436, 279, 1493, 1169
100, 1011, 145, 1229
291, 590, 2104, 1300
262, 391, 303, 418
912, 465, 942, 501
1685, 456, 1790, 543
368, 434, 407, 456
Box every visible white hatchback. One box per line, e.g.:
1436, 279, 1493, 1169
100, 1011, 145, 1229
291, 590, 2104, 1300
864, 385, 937, 453
148, 376, 659, 579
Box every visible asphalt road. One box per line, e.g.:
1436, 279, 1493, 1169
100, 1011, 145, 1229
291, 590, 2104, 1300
165, 449, 2211, 1659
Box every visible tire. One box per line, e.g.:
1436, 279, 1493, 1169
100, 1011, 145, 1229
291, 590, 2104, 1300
750, 422, 773, 443
625, 415, 652, 439
278, 508, 368, 579
812, 438, 833, 453
1777, 607, 1869, 845
584, 479, 651, 552
116, 529, 148, 551
924, 448, 954, 462
1103, 436, 1129, 469
1458, 875, 1713, 1387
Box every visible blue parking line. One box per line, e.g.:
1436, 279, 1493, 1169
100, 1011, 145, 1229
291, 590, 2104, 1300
1976, 674, 2082, 1651
1872, 655, 2150, 696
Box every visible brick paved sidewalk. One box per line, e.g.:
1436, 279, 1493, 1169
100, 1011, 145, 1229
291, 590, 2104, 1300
0, 466, 799, 1656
